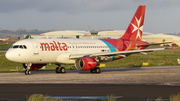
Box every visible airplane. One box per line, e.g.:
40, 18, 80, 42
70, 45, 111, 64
5, 5, 174, 75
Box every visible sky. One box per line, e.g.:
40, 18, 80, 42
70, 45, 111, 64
0, 0, 180, 33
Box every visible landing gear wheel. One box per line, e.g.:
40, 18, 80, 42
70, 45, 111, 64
60, 67, 66, 73
95, 67, 101, 73
90, 69, 95, 73
25, 70, 31, 75
55, 67, 60, 73
55, 67, 66, 73
90, 67, 101, 74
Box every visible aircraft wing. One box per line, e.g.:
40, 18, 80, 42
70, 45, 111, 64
69, 48, 166, 59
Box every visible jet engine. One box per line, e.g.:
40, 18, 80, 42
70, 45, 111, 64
75, 57, 97, 71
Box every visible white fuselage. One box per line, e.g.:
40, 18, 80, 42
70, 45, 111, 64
5, 39, 120, 64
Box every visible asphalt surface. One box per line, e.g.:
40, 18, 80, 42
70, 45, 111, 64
1, 66, 180, 85
0, 84, 180, 101
0, 66, 180, 101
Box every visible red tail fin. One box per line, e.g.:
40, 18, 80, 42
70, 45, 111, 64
121, 5, 146, 41
173, 45, 177, 51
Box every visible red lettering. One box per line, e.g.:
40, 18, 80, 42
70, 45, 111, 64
53, 41, 59, 51
57, 42, 62, 51
40, 43, 50, 51
50, 43, 55, 51
62, 43, 68, 51
40, 41, 68, 51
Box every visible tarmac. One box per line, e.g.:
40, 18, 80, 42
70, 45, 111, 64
0, 66, 180, 85
0, 66, 180, 101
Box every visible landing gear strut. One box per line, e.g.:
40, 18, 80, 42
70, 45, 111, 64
90, 67, 101, 73
55, 64, 66, 73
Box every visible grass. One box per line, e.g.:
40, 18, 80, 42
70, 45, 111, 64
0, 45, 180, 72
147, 93, 180, 101
0, 43, 12, 50
105, 47, 180, 68
170, 93, 180, 101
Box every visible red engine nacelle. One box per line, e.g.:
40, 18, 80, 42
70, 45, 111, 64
30, 64, 45, 71
75, 57, 97, 71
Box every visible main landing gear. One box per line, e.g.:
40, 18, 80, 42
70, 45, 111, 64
55, 64, 66, 73
90, 67, 101, 73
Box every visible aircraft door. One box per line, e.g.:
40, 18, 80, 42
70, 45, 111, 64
31, 41, 39, 55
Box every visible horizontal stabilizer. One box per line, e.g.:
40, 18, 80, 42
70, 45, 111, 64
140, 42, 172, 47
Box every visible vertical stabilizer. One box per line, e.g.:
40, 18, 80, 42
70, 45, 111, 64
120, 5, 146, 41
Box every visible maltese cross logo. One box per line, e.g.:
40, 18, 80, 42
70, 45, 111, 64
131, 17, 143, 40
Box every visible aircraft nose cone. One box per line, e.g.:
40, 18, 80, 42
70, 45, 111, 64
5, 51, 14, 61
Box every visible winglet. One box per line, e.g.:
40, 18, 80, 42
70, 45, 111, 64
172, 45, 177, 51
120, 5, 146, 41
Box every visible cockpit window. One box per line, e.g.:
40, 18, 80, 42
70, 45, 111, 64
19, 45, 23, 49
13, 45, 19, 49
23, 45, 27, 49
11, 45, 27, 49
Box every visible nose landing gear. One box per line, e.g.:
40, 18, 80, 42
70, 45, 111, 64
23, 63, 32, 75
25, 70, 31, 75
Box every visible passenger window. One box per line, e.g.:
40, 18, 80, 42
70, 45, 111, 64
23, 45, 27, 49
